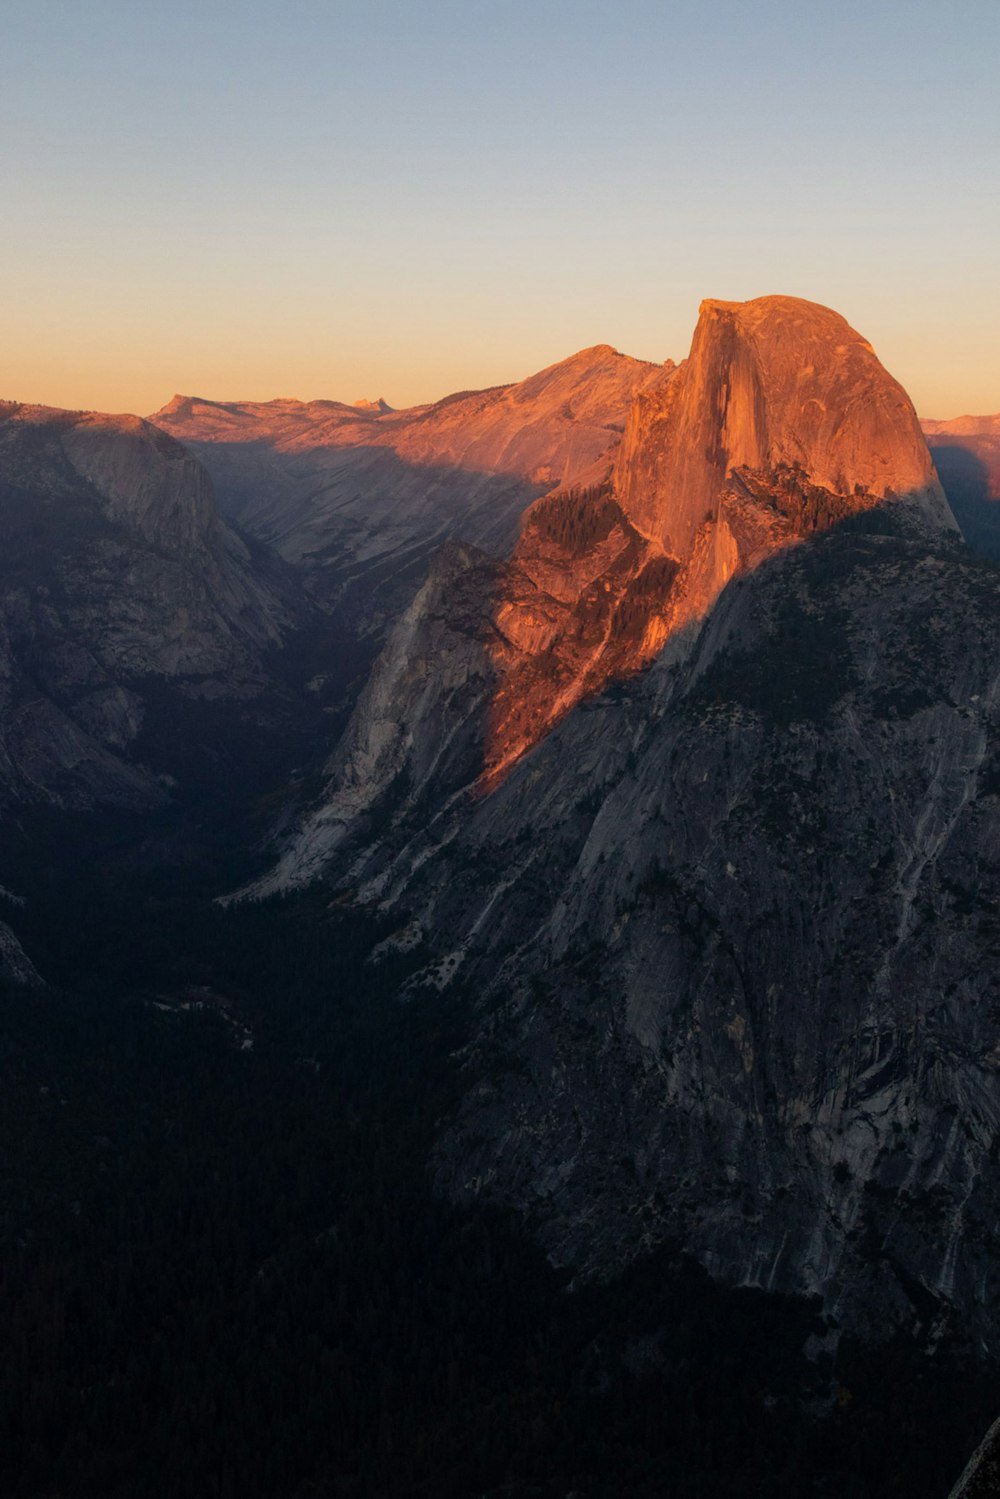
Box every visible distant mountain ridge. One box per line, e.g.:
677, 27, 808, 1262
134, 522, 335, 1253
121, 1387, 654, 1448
150, 345, 669, 631
921, 410, 1000, 494
921, 413, 1000, 561
217, 297, 1000, 1359
250, 294, 956, 896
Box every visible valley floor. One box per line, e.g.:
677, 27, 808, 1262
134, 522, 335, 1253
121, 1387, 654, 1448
0, 803, 996, 1499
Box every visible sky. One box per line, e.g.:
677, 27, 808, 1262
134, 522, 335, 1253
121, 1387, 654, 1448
1, 0, 997, 418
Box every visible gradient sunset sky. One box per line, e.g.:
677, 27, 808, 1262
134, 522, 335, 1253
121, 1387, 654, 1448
2, 0, 997, 418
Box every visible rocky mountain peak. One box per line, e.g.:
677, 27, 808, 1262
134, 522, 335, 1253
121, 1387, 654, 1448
256, 294, 965, 900
507, 344, 666, 424
0, 404, 224, 557
158, 393, 197, 417
351, 397, 393, 413
59, 409, 223, 554
0, 398, 296, 821
614, 293, 955, 555
473, 296, 957, 786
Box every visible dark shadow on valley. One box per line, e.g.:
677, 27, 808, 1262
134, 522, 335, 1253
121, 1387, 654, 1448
930, 441, 1000, 560
4, 464, 1000, 1496
186, 437, 545, 559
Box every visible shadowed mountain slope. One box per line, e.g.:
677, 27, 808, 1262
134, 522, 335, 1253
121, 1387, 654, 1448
922, 413, 1000, 561
251, 294, 956, 895
378, 512, 1000, 1355
150, 345, 669, 631
0, 402, 298, 817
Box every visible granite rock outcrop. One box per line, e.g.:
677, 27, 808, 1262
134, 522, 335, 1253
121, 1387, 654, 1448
150, 345, 669, 631
232, 298, 1000, 1354
256, 296, 957, 892
0, 402, 294, 812
394, 516, 1000, 1352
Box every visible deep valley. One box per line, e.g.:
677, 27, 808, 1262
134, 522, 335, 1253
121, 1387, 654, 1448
3, 298, 1000, 1497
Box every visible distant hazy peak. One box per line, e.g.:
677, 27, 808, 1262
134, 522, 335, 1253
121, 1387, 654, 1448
922, 412, 1000, 437
550, 342, 639, 364
151, 345, 665, 432
352, 397, 393, 413
158, 393, 203, 417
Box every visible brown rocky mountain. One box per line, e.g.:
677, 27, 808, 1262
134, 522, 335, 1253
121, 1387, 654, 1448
227, 297, 1000, 1359
250, 294, 956, 895
6, 299, 1000, 1494
480, 295, 953, 786
149, 345, 669, 631
10, 298, 1000, 1360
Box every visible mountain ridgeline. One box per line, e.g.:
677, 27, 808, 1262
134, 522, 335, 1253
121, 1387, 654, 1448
0, 402, 298, 817
3, 299, 1000, 1496
922, 411, 1000, 561
230, 300, 1000, 1368
253, 295, 957, 894
151, 344, 668, 634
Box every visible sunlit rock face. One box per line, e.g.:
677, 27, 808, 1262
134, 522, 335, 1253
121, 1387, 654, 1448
616, 295, 951, 551
0, 403, 292, 813
251, 294, 957, 899
150, 345, 667, 630
476, 295, 955, 785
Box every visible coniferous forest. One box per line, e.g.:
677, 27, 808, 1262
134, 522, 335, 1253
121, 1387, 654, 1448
1, 778, 997, 1499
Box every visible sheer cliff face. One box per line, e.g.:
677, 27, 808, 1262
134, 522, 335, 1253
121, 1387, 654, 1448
615, 296, 951, 554
150, 346, 668, 628
234, 298, 1000, 1350
475, 296, 955, 785
252, 295, 957, 903
0, 403, 291, 813
391, 522, 1000, 1352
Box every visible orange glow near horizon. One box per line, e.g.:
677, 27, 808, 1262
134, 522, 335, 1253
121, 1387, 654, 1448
3, 3, 997, 423
2, 296, 997, 424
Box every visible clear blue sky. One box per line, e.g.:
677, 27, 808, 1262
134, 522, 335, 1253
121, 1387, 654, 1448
1, 0, 997, 415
